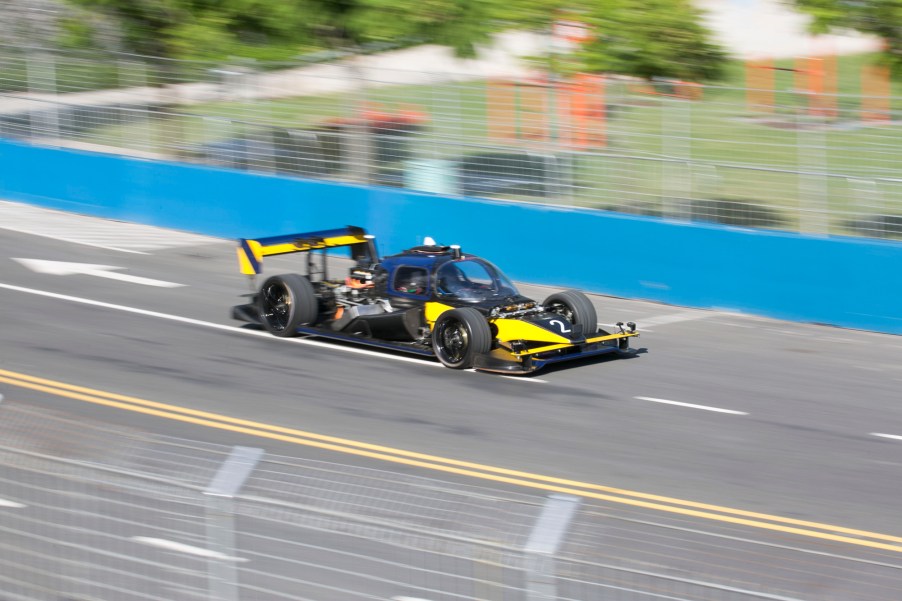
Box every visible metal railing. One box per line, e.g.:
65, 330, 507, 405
3, 401, 902, 600
1, 46, 901, 239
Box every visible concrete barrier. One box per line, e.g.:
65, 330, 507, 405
2, 138, 900, 334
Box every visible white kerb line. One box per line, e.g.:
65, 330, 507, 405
872, 433, 902, 441
634, 396, 748, 415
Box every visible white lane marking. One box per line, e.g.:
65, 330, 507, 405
0, 498, 27, 508
13, 258, 185, 288
500, 375, 547, 383
634, 396, 748, 415
0, 282, 545, 382
131, 537, 248, 561
0, 282, 443, 367
872, 433, 902, 442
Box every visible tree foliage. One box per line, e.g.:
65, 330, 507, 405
792, 0, 902, 74
574, 0, 728, 81
60, 0, 728, 81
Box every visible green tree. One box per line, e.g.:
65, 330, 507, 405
576, 0, 728, 81
61, 0, 728, 81
62, 0, 329, 59
491, 0, 728, 81
792, 0, 902, 74
62, 0, 497, 59
345, 0, 497, 57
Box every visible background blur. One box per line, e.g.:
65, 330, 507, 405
3, 1, 902, 601
2, 0, 901, 239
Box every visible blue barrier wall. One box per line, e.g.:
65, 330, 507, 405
2, 139, 901, 334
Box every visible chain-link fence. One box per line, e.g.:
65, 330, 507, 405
2, 45, 902, 239
2, 401, 901, 601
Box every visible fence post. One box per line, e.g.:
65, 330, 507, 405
798, 116, 829, 235
119, 57, 151, 153
662, 97, 692, 219
204, 445, 265, 601
524, 493, 582, 601
26, 49, 59, 141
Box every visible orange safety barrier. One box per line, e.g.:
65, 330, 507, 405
746, 59, 776, 112
487, 75, 607, 149
862, 64, 891, 122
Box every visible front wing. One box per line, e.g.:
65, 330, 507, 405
472, 329, 639, 374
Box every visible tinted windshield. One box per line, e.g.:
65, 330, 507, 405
435, 259, 519, 301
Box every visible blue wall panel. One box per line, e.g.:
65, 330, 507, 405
2, 139, 901, 334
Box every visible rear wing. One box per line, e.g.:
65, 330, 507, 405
236, 226, 376, 276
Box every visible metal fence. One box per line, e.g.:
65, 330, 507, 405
2, 401, 902, 601
2, 46, 902, 239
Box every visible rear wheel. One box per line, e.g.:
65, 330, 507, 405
432, 307, 492, 369
258, 274, 318, 337
543, 290, 598, 334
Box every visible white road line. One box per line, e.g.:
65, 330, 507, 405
0, 282, 559, 382
0, 498, 26, 508
500, 375, 547, 383
0, 281, 443, 367
634, 396, 748, 415
130, 537, 248, 561
13, 258, 185, 288
872, 433, 902, 441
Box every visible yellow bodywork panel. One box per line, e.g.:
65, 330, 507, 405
237, 229, 370, 276
516, 331, 639, 357
260, 234, 366, 256
237, 240, 264, 275
493, 319, 569, 345
424, 302, 455, 328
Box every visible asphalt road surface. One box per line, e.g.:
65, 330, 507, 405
2, 202, 902, 598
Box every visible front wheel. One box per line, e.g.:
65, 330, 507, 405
543, 290, 598, 334
257, 274, 318, 337
432, 307, 492, 369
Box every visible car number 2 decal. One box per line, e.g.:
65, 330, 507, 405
549, 319, 571, 334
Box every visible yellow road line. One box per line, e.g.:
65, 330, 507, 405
2, 368, 901, 552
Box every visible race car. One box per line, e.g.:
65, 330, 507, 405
231, 226, 638, 373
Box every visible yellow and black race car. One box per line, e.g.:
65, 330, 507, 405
232, 226, 638, 374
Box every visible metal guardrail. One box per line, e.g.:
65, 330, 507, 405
2, 402, 901, 600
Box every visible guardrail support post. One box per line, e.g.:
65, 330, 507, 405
26, 49, 59, 141
524, 493, 582, 601
204, 446, 264, 601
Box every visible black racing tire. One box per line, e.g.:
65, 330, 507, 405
257, 274, 318, 337
543, 290, 598, 334
432, 307, 492, 369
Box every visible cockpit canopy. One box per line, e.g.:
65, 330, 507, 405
435, 258, 519, 302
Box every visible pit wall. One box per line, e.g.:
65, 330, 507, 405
2, 139, 900, 334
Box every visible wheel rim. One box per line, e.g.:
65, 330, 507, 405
547, 301, 574, 322
436, 319, 469, 364
261, 282, 291, 332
